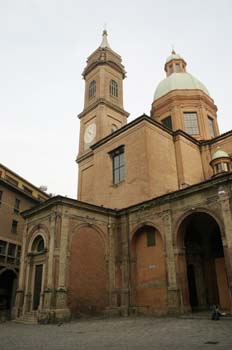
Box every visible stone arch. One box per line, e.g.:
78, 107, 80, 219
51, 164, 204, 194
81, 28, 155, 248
69, 222, 107, 251
68, 224, 108, 316
175, 210, 231, 312
27, 224, 50, 253
174, 207, 225, 249
0, 267, 18, 277
130, 221, 164, 243
130, 224, 167, 314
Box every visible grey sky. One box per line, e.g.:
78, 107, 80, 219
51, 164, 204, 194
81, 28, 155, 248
1, 0, 231, 198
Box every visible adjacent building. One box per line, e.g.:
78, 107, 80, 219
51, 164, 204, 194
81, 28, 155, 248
0, 164, 49, 318
13, 32, 232, 323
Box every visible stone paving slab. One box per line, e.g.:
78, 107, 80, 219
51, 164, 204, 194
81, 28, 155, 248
0, 317, 232, 350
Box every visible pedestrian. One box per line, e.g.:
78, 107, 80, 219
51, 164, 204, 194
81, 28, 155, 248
211, 305, 221, 320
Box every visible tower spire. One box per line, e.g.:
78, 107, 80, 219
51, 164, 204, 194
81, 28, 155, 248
100, 29, 111, 49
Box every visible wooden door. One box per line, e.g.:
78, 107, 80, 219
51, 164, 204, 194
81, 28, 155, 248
33, 264, 43, 310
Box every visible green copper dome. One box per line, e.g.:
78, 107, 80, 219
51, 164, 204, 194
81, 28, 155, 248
153, 72, 210, 101
212, 150, 230, 161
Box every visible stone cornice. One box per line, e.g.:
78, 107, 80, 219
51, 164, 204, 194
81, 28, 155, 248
76, 149, 93, 164
200, 129, 232, 146
21, 173, 232, 219
78, 98, 129, 119
0, 178, 45, 203
82, 59, 126, 79
21, 195, 117, 219
91, 114, 199, 150
118, 172, 232, 214
152, 89, 217, 111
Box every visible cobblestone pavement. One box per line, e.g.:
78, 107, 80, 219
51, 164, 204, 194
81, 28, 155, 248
1, 316, 232, 350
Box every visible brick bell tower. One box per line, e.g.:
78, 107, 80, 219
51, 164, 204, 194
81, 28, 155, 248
77, 30, 129, 157
76, 31, 129, 199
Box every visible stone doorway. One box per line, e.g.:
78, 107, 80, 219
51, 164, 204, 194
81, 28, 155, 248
33, 264, 43, 310
178, 212, 231, 312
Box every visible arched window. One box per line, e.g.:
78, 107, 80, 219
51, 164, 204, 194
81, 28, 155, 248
89, 80, 96, 98
109, 80, 118, 98
31, 235, 45, 253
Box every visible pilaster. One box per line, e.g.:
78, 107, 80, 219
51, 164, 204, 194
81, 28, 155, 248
218, 189, 232, 307
162, 208, 179, 313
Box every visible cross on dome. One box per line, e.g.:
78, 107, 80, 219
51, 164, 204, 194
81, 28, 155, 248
100, 30, 111, 49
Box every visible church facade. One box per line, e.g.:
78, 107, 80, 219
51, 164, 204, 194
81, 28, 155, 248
14, 32, 232, 323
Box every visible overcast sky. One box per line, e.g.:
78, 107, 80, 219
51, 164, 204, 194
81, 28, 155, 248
1, 0, 231, 198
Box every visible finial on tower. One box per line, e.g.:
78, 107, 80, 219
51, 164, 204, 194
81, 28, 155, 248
100, 27, 111, 49
171, 45, 176, 55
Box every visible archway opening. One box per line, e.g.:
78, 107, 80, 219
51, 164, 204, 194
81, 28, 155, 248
179, 212, 230, 311
0, 269, 18, 319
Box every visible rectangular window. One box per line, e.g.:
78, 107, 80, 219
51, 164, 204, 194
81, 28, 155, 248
146, 230, 156, 247
14, 198, 20, 214
176, 63, 181, 72
208, 116, 215, 138
169, 64, 173, 74
215, 163, 222, 173
11, 220, 18, 234
110, 147, 125, 185
183, 112, 199, 135
161, 116, 173, 130
0, 240, 7, 255
8, 243, 16, 257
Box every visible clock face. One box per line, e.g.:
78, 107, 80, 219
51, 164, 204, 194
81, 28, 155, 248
84, 123, 96, 144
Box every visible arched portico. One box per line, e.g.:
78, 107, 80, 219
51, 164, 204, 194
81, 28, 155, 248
176, 211, 231, 312
68, 225, 107, 316
130, 225, 167, 314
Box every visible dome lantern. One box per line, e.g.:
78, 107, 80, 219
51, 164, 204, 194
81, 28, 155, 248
164, 49, 187, 77
210, 149, 231, 177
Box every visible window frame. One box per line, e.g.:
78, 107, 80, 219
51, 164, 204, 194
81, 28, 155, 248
109, 80, 118, 98
11, 220, 18, 234
89, 80, 96, 99
14, 198, 20, 214
208, 116, 215, 138
146, 230, 156, 247
161, 115, 173, 130
175, 63, 181, 72
183, 112, 199, 135
109, 146, 125, 185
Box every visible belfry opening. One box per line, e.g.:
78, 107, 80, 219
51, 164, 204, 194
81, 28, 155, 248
178, 212, 231, 312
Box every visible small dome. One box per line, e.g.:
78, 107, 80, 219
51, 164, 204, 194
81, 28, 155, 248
212, 150, 230, 161
153, 72, 210, 101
